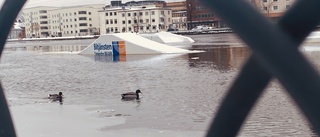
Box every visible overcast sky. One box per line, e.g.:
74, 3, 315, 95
0, 0, 184, 8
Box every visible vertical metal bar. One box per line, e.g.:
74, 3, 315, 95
0, 0, 26, 137
199, 0, 320, 136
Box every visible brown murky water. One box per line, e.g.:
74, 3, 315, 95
2, 33, 320, 136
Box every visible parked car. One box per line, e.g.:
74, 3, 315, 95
167, 28, 179, 31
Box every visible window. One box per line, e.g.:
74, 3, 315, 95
286, 5, 291, 9
168, 11, 170, 15
122, 13, 125, 17
152, 25, 156, 30
134, 20, 137, 24
140, 26, 143, 30
128, 13, 131, 16
122, 20, 126, 24
273, 0, 277, 1
145, 11, 148, 15
133, 12, 137, 16
128, 20, 131, 24
140, 19, 143, 23
273, 5, 278, 10
139, 12, 143, 16
89, 18, 92, 21
110, 12, 113, 16
263, 0, 267, 2
114, 12, 117, 15
152, 19, 155, 22
89, 12, 91, 15
152, 11, 155, 15
79, 17, 87, 20
106, 13, 108, 16
110, 19, 113, 24
114, 19, 117, 24
78, 11, 87, 14
80, 29, 88, 32
39, 10, 47, 13
106, 19, 109, 24
79, 23, 87, 26
146, 19, 149, 23
263, 7, 268, 10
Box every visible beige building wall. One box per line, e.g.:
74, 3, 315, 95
251, 0, 295, 18
99, 5, 172, 34
23, 6, 58, 38
48, 5, 103, 37
22, 5, 103, 38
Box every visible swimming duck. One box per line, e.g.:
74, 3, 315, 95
48, 92, 63, 100
121, 89, 142, 99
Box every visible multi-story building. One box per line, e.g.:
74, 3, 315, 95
186, 0, 225, 30
22, 5, 103, 38
251, 0, 295, 20
23, 6, 58, 38
99, 5, 172, 34
162, 1, 188, 30
186, 0, 295, 30
48, 5, 103, 37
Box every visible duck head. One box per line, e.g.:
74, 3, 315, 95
136, 89, 142, 94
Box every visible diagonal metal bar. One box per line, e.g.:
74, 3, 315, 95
0, 0, 27, 137
204, 1, 320, 136
199, 0, 320, 136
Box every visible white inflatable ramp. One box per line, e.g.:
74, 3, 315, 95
79, 33, 197, 55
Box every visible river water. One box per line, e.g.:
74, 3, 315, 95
2, 33, 319, 137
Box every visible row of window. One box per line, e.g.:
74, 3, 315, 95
106, 25, 158, 33
105, 18, 170, 24
51, 11, 92, 18
29, 23, 93, 31
264, 5, 291, 10
195, 13, 215, 18
106, 10, 170, 17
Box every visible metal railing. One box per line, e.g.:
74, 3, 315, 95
0, 0, 26, 137
200, 0, 320, 136
1, 0, 320, 137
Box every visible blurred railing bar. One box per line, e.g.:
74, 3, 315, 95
200, 0, 320, 136
0, 0, 26, 137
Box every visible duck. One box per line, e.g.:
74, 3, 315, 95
121, 89, 142, 100
48, 92, 63, 100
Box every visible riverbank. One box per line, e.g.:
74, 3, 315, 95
6, 35, 99, 42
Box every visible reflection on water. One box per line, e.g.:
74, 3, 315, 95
2, 33, 318, 136
26, 45, 87, 52
188, 45, 251, 71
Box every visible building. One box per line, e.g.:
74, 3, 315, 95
162, 1, 188, 30
48, 5, 103, 37
186, 0, 225, 30
22, 5, 103, 38
23, 6, 58, 38
99, 4, 172, 34
250, 0, 295, 20
186, 0, 295, 30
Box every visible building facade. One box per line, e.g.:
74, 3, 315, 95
186, 0, 225, 30
23, 6, 58, 38
251, 0, 295, 20
22, 5, 103, 38
186, 0, 295, 30
99, 5, 172, 34
163, 1, 188, 30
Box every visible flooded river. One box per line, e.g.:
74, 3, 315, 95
2, 33, 319, 136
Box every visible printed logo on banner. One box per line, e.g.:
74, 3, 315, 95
93, 41, 126, 56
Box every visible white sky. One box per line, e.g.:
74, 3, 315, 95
0, 0, 184, 8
